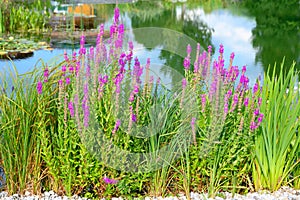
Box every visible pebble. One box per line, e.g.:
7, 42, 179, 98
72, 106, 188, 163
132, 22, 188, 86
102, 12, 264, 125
0, 187, 300, 200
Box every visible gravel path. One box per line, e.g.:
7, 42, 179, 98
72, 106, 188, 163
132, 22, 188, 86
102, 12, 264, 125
1, 187, 300, 200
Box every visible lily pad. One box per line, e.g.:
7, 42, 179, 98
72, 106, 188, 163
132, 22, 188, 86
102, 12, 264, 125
0, 37, 51, 60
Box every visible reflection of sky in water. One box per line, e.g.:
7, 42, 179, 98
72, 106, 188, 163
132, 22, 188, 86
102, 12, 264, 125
0, 5, 263, 87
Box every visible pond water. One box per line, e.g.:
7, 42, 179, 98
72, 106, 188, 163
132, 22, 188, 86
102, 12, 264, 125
0, 0, 299, 86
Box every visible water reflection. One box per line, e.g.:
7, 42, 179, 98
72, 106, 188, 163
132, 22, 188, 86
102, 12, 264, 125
242, 0, 300, 77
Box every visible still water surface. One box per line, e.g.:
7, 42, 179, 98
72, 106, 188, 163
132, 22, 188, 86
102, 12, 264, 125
0, 0, 299, 85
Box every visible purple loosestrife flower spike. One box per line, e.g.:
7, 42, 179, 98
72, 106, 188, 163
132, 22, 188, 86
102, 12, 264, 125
242, 66, 247, 74
44, 67, 49, 82
96, 24, 104, 47
68, 101, 74, 117
182, 78, 187, 89
126, 42, 134, 63
79, 35, 86, 55
258, 97, 262, 106
89, 46, 94, 60
69, 65, 74, 72
183, 57, 190, 70
114, 7, 120, 24
208, 45, 212, 54
219, 44, 224, 54
132, 114, 137, 123
230, 52, 235, 60
112, 119, 121, 134
37, 81, 43, 95
187, 44, 192, 55
250, 121, 256, 131
253, 82, 259, 94
224, 103, 229, 115
129, 85, 139, 102
62, 65, 66, 73
64, 51, 69, 62
244, 98, 249, 107
66, 77, 71, 85
258, 113, 264, 123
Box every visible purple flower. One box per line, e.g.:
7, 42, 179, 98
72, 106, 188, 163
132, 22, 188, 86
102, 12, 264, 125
64, 51, 69, 62
44, 67, 49, 82
66, 77, 71, 85
226, 89, 232, 98
114, 7, 120, 24
112, 119, 121, 134
72, 52, 77, 62
156, 77, 160, 85
187, 44, 192, 55
182, 78, 187, 89
62, 65, 67, 72
79, 35, 86, 55
254, 109, 260, 116
126, 44, 133, 62
69, 66, 74, 72
224, 103, 229, 114
258, 97, 262, 106
258, 113, 264, 123
219, 44, 224, 54
58, 79, 63, 86
253, 82, 259, 93
98, 74, 108, 85
208, 45, 212, 54
37, 81, 43, 95
119, 24, 124, 35
132, 57, 143, 83
132, 114, 137, 123
233, 93, 238, 104
129, 41, 134, 50
129, 85, 139, 102
96, 24, 104, 46
209, 80, 217, 101
83, 104, 89, 128
183, 57, 190, 70
129, 93, 135, 102
191, 117, 196, 126
80, 34, 85, 46
133, 85, 139, 93
239, 74, 249, 89
103, 177, 118, 184
244, 97, 249, 107
68, 101, 74, 117
230, 52, 235, 60
242, 66, 247, 74
75, 61, 80, 76
110, 25, 117, 38
89, 46, 94, 60
250, 121, 256, 130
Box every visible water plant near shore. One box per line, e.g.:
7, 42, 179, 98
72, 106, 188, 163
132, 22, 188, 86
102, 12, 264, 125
0, 6, 299, 200
0, 0, 51, 34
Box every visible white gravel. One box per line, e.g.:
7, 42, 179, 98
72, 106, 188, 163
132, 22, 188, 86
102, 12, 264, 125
0, 187, 300, 200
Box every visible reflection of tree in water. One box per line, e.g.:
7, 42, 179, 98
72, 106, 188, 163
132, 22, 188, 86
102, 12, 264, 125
242, 0, 300, 77
126, 1, 213, 85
